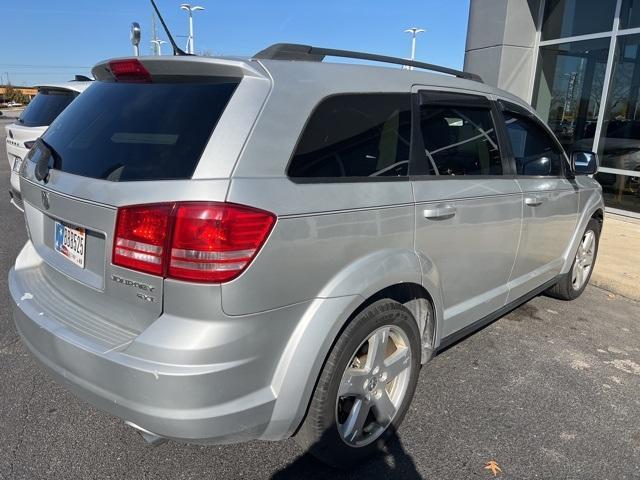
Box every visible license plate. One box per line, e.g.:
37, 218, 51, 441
54, 222, 86, 268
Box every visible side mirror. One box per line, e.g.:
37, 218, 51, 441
522, 156, 552, 176
571, 151, 598, 175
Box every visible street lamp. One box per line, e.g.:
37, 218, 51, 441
180, 4, 204, 54
151, 39, 167, 56
130, 22, 142, 56
404, 27, 425, 70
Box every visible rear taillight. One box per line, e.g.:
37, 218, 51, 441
113, 202, 276, 283
113, 204, 172, 275
108, 59, 152, 83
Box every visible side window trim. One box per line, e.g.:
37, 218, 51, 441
490, 100, 517, 176
409, 90, 509, 179
497, 99, 569, 178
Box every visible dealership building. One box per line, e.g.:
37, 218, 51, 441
465, 0, 640, 217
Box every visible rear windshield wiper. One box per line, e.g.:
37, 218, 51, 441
34, 138, 60, 183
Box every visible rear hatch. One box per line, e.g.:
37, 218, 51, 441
18, 87, 79, 129
17, 57, 269, 345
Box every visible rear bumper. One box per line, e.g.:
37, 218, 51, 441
9, 184, 23, 211
8, 253, 320, 444
12, 304, 276, 443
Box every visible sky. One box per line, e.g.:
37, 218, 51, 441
0, 0, 470, 86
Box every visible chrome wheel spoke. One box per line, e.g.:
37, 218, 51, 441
367, 327, 389, 370
576, 264, 584, 288
340, 397, 371, 442
372, 390, 396, 424
583, 232, 594, 253
384, 346, 411, 381
338, 368, 369, 397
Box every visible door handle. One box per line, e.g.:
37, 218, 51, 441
524, 196, 544, 207
423, 205, 456, 220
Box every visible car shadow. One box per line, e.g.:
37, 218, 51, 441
271, 426, 424, 480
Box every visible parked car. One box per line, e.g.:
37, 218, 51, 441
9, 45, 603, 467
4, 79, 92, 210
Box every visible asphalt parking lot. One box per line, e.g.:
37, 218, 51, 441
1, 117, 639, 479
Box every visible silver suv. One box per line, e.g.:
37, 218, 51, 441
9, 44, 603, 467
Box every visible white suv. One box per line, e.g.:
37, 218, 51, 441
5, 79, 91, 210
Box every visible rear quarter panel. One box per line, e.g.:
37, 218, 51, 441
223, 61, 426, 315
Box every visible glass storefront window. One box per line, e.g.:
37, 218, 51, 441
541, 0, 616, 40
620, 0, 640, 30
595, 171, 640, 214
532, 38, 610, 152
597, 34, 640, 176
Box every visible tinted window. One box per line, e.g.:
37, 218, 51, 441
541, 0, 615, 40
18, 89, 77, 127
418, 104, 502, 176
621, 0, 640, 29
531, 38, 609, 152
597, 33, 640, 174
288, 94, 411, 179
504, 112, 563, 176
38, 79, 238, 181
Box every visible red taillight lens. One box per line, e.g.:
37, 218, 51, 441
169, 203, 276, 282
113, 204, 173, 275
109, 59, 152, 83
112, 202, 276, 283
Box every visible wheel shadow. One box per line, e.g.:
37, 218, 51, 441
271, 427, 424, 480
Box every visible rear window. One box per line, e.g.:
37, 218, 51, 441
18, 89, 77, 127
38, 79, 238, 181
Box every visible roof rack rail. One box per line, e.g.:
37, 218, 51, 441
253, 43, 483, 83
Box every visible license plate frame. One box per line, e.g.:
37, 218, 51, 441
54, 221, 86, 268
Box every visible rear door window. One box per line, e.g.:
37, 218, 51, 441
37, 79, 238, 181
288, 93, 412, 180
18, 88, 77, 127
416, 93, 503, 176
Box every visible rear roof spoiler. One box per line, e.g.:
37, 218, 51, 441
253, 43, 483, 83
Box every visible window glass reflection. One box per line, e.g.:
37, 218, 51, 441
620, 0, 640, 30
597, 34, 640, 175
595, 172, 640, 213
532, 38, 610, 152
541, 0, 616, 40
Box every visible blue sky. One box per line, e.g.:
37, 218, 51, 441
1, 0, 470, 86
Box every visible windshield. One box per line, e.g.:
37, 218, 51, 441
38, 79, 239, 181
18, 88, 77, 127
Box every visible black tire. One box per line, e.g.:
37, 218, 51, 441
295, 299, 421, 468
546, 218, 601, 300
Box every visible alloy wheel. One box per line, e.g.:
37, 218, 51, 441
572, 230, 595, 290
335, 325, 412, 447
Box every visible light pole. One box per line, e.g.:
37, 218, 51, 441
404, 27, 425, 70
130, 22, 141, 56
180, 4, 204, 54
151, 39, 167, 56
